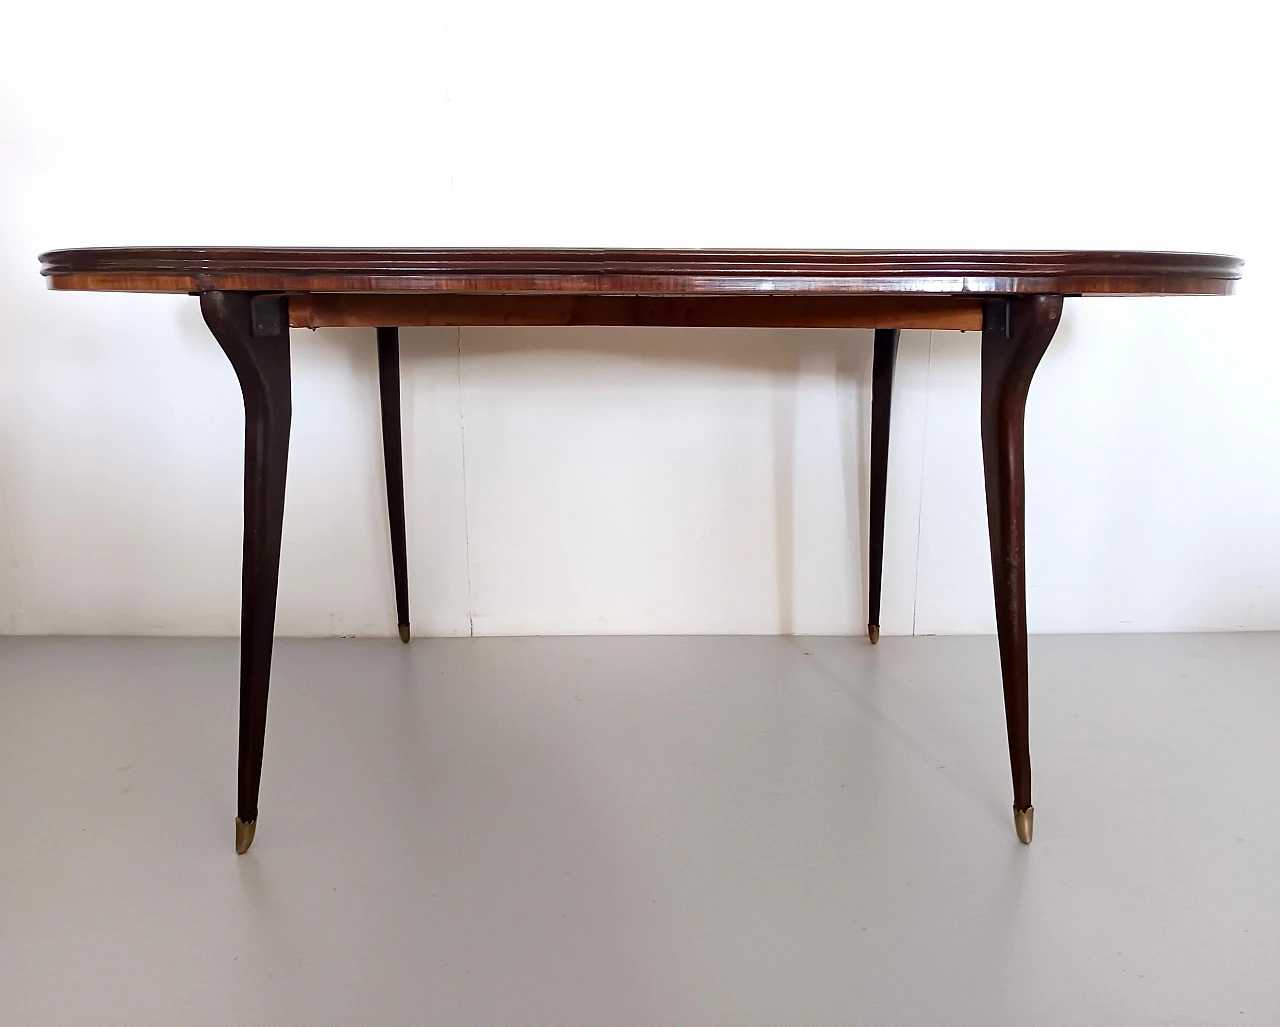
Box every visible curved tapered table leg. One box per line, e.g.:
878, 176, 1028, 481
376, 327, 411, 643
867, 328, 900, 644
201, 291, 292, 854
980, 295, 1062, 844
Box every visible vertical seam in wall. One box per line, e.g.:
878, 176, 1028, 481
910, 331, 933, 636
0, 453, 23, 633
456, 327, 475, 636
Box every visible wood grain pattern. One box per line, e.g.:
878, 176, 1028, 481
39, 247, 1242, 297
980, 295, 1063, 836
287, 294, 985, 330
199, 291, 292, 849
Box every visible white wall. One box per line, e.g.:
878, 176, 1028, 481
1, 1, 1277, 638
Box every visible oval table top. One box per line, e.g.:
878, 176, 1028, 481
40, 248, 1242, 297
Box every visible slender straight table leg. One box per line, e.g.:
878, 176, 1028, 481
867, 327, 900, 644
980, 295, 1062, 844
201, 291, 292, 855
376, 327, 411, 643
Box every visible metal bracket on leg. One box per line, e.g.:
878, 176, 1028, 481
250, 293, 288, 338
982, 298, 1012, 340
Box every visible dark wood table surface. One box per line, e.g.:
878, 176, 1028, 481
39, 247, 1243, 853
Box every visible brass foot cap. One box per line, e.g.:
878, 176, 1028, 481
1014, 807, 1034, 845
868, 624, 880, 645
235, 817, 257, 855
398, 624, 411, 644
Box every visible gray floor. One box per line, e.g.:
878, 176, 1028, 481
0, 634, 1277, 1026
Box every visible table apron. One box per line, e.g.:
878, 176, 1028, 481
286, 293, 985, 331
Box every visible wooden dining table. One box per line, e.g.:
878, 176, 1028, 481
38, 247, 1242, 853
